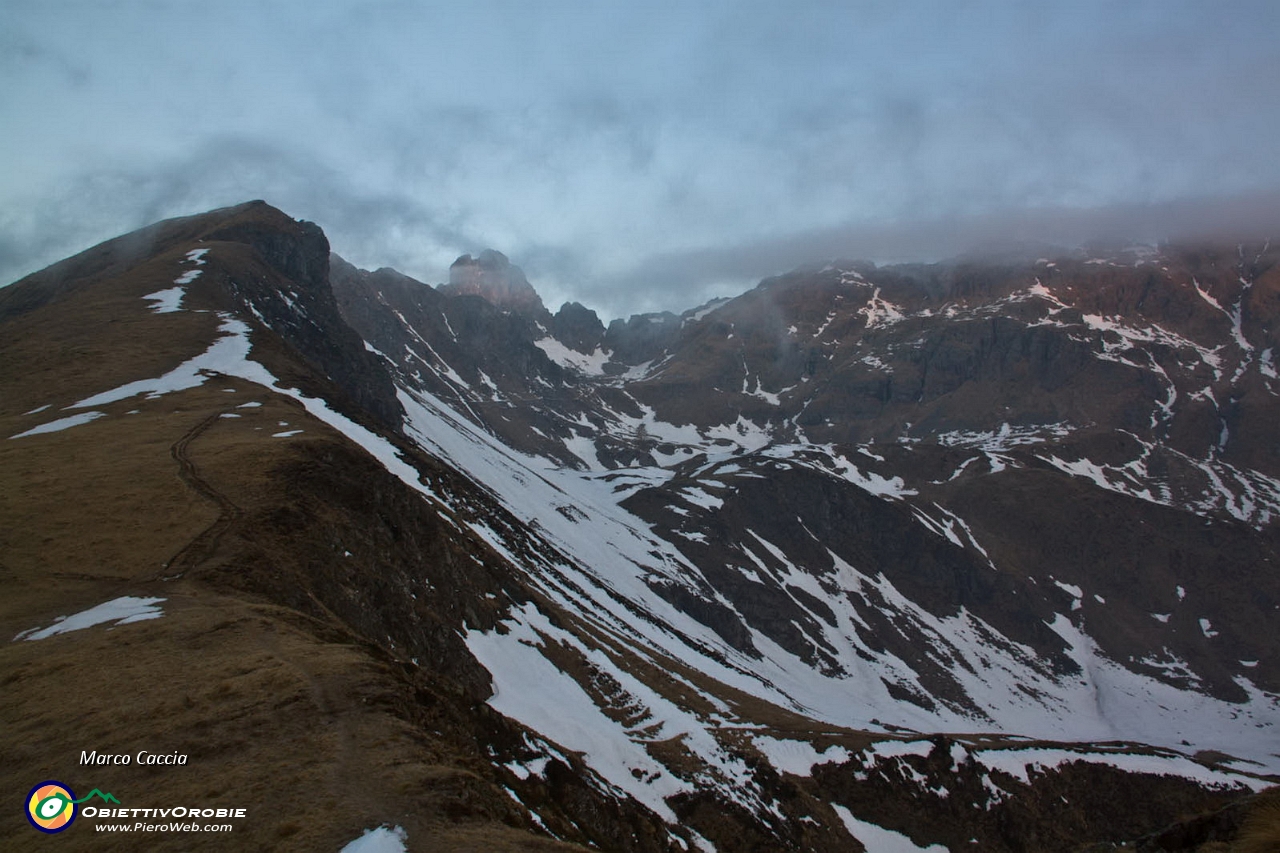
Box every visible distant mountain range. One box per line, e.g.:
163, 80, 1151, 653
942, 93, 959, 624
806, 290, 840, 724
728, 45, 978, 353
2, 200, 1277, 851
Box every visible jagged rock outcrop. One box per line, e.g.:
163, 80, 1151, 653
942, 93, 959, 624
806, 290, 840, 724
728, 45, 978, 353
441, 248, 547, 317
552, 301, 606, 352
603, 311, 683, 365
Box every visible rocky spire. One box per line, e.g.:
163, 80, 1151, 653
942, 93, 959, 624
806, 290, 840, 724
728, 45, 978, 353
440, 249, 546, 316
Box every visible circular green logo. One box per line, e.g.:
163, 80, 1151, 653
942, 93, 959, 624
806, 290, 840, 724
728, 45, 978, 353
27, 780, 77, 833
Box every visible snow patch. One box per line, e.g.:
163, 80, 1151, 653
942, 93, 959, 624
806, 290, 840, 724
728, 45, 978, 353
686, 298, 729, 322
563, 432, 605, 472
1052, 580, 1083, 601
1260, 348, 1277, 379
704, 416, 772, 453
752, 736, 850, 777
858, 288, 906, 328
535, 337, 610, 375
143, 286, 185, 313
363, 340, 392, 361
9, 410, 106, 439
680, 487, 724, 510
832, 804, 947, 852
15, 596, 165, 641
70, 316, 266, 408
866, 739, 935, 760
825, 450, 916, 499
338, 825, 408, 853
937, 422, 1072, 451
972, 746, 1267, 792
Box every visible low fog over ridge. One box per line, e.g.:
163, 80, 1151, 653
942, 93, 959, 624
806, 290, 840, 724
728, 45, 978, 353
579, 189, 1280, 318
5, 186, 1277, 323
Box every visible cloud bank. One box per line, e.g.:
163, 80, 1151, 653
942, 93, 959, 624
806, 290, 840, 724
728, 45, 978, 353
2, 1, 1279, 318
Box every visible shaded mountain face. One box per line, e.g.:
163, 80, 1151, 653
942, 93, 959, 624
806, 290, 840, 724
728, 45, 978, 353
334, 238, 1280, 704
2, 201, 1276, 852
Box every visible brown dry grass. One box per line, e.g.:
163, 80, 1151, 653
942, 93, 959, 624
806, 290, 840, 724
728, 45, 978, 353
0, 248, 228, 411
1, 359, 585, 851
0, 584, 585, 852
1234, 787, 1280, 853
0, 380, 315, 636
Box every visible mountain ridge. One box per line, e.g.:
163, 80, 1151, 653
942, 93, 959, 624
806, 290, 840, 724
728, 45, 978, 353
2, 199, 1277, 852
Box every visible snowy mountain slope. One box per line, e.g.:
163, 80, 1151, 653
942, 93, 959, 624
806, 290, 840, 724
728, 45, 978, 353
392, 379, 1279, 757
329, 233, 1280, 846
3, 201, 1277, 851
334, 243, 1280, 676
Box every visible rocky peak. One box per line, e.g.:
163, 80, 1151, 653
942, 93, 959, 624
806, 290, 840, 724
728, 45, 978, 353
603, 311, 682, 364
441, 249, 546, 316
551, 301, 605, 352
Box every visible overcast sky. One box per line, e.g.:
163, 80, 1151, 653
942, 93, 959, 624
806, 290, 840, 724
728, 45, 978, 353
3, 1, 1280, 319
